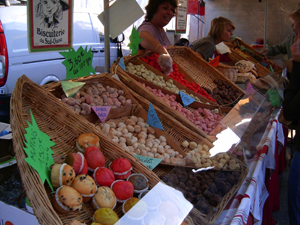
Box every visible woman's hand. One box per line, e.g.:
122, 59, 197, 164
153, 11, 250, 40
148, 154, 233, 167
157, 53, 173, 75
260, 48, 269, 56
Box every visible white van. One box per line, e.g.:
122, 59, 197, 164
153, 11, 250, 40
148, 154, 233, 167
0, 1, 120, 123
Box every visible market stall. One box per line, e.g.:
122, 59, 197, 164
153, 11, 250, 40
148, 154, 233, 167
2, 39, 288, 225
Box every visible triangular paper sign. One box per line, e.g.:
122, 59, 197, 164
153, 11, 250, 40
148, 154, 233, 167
147, 103, 164, 130
208, 55, 220, 67
92, 106, 111, 122
134, 154, 162, 170
179, 91, 195, 107
118, 57, 126, 71
269, 65, 274, 73
61, 81, 85, 97
246, 82, 256, 95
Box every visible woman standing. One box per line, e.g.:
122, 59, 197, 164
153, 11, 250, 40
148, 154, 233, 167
138, 0, 178, 75
190, 17, 235, 61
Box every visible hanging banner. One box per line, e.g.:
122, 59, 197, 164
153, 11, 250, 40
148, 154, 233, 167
176, 0, 188, 33
28, 0, 73, 52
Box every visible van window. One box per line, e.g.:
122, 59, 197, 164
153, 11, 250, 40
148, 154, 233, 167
73, 12, 96, 45
90, 13, 105, 43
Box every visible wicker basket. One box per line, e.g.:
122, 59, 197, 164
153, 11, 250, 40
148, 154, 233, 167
110, 64, 224, 141
231, 39, 283, 75
43, 73, 140, 123
10, 75, 163, 225
121, 56, 217, 106
166, 46, 245, 104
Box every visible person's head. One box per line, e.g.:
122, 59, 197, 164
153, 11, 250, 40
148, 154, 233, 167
208, 17, 235, 43
36, 0, 69, 20
289, 7, 300, 41
144, 0, 178, 26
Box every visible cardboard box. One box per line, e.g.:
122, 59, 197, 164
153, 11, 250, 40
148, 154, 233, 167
0, 200, 40, 225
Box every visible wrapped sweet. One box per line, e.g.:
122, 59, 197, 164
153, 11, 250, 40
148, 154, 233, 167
93, 167, 115, 187
111, 180, 134, 203
109, 158, 132, 180
76, 133, 100, 153
51, 163, 75, 189
65, 152, 88, 175
51, 185, 83, 214
84, 146, 106, 172
93, 208, 119, 225
72, 174, 97, 203
92, 186, 116, 210
127, 173, 149, 193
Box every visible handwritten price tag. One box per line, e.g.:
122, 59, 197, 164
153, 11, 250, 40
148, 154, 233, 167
60, 46, 95, 80
128, 26, 142, 55
23, 110, 55, 191
179, 91, 195, 107
134, 154, 162, 170
92, 106, 111, 122
147, 103, 164, 130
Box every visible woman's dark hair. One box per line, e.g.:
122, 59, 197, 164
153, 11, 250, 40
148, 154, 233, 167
145, 0, 178, 22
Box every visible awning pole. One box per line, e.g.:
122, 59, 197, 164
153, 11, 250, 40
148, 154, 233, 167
104, 0, 110, 72
264, 0, 268, 48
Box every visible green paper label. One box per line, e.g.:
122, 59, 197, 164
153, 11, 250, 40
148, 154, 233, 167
61, 81, 85, 97
60, 46, 95, 80
128, 26, 142, 55
23, 110, 56, 191
134, 154, 162, 170
268, 90, 282, 107
269, 65, 274, 73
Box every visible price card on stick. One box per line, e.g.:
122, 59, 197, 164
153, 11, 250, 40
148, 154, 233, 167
134, 155, 162, 170
23, 110, 56, 191
60, 46, 95, 80
61, 81, 85, 97
179, 91, 195, 107
92, 106, 111, 122
147, 103, 164, 130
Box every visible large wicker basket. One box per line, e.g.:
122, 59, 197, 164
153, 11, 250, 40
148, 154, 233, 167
166, 46, 245, 103
231, 39, 283, 75
43, 73, 140, 123
10, 75, 163, 225
111, 64, 224, 141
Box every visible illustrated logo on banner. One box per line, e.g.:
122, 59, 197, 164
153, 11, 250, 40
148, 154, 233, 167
23, 110, 55, 191
92, 106, 111, 122
60, 46, 95, 80
128, 26, 142, 56
61, 81, 85, 97
179, 91, 195, 107
147, 103, 164, 130
27, 0, 73, 52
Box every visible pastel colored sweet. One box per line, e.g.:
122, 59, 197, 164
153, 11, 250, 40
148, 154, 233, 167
93, 167, 115, 187
51, 163, 76, 189
65, 152, 88, 175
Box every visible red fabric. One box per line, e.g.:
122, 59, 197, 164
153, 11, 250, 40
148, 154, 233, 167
214, 51, 232, 63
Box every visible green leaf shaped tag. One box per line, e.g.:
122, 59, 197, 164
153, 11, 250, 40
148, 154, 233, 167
23, 110, 56, 191
60, 46, 95, 80
128, 26, 142, 55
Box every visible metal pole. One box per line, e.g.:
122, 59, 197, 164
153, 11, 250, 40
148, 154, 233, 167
264, 0, 268, 48
104, 0, 110, 72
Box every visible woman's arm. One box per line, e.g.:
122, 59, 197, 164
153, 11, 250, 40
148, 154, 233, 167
139, 31, 168, 55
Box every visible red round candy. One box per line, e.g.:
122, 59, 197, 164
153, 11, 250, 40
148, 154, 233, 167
84, 146, 105, 171
110, 158, 132, 180
112, 180, 134, 201
93, 167, 115, 187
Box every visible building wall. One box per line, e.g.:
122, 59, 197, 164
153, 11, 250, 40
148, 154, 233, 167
198, 0, 297, 46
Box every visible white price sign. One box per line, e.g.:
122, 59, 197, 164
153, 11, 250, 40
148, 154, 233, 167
176, 0, 188, 33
